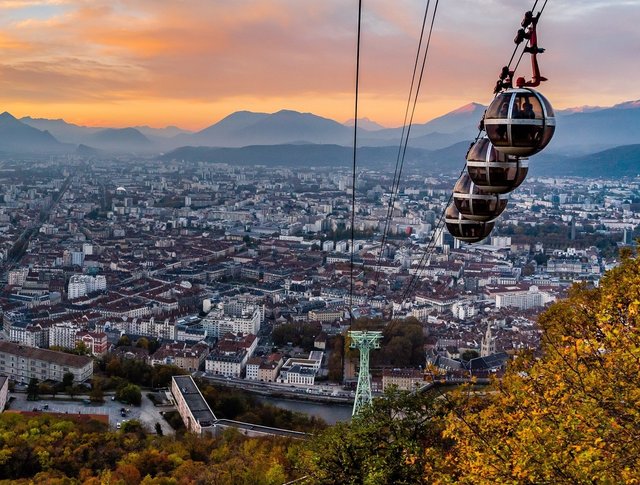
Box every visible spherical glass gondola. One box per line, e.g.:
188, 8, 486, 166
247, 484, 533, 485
453, 172, 508, 222
445, 203, 495, 244
466, 137, 529, 194
483, 87, 555, 157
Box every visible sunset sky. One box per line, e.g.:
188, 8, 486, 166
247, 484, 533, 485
0, 0, 638, 130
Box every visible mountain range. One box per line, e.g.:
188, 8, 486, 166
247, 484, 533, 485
1, 99, 639, 177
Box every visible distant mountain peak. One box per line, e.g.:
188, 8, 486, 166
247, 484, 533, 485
0, 112, 63, 153
224, 109, 266, 117
449, 102, 485, 115
344, 117, 386, 131
0, 111, 18, 121
559, 105, 604, 114
274, 109, 301, 115
22, 116, 66, 122
86, 127, 152, 151
270, 109, 330, 120
613, 100, 640, 110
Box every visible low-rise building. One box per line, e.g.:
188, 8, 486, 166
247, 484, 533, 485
75, 331, 109, 356
205, 333, 257, 377
382, 368, 424, 391
277, 351, 323, 386
494, 285, 555, 310
171, 375, 217, 435
281, 365, 316, 386
151, 342, 209, 372
201, 302, 262, 338
246, 350, 284, 381
245, 357, 262, 381
308, 309, 343, 323
0, 341, 93, 383
258, 361, 280, 382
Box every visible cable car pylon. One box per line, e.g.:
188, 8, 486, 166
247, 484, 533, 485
349, 330, 382, 416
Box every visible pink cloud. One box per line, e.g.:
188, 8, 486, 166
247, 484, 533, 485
0, 0, 637, 127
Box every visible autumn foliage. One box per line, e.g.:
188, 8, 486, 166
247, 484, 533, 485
0, 413, 305, 484
444, 249, 640, 483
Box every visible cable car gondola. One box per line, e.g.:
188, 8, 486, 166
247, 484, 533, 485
444, 203, 495, 244
442, 6, 552, 246
466, 137, 529, 194
453, 172, 508, 221
483, 87, 555, 157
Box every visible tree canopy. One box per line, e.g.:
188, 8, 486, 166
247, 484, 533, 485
0, 413, 305, 484
444, 248, 640, 483
305, 387, 451, 484
349, 317, 425, 368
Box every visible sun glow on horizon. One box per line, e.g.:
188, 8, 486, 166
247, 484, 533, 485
0, 1, 637, 130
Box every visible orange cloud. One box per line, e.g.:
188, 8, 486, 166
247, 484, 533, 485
0, 31, 34, 51
0, 0, 638, 129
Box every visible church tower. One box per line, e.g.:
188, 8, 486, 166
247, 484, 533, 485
480, 321, 496, 357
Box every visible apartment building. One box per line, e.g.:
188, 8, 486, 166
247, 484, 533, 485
0, 341, 93, 383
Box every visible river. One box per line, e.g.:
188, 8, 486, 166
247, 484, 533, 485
256, 395, 353, 425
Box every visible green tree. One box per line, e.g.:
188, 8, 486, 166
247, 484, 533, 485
90, 378, 104, 403
306, 387, 451, 484
38, 382, 53, 398
67, 384, 79, 399
445, 248, 640, 483
147, 338, 161, 354
62, 372, 74, 389
62, 372, 75, 398
104, 356, 123, 376
521, 262, 536, 277
27, 378, 39, 401
120, 419, 144, 434
327, 335, 344, 382
461, 350, 479, 362
272, 322, 321, 351
136, 337, 149, 350
74, 341, 91, 355
117, 335, 131, 347
116, 383, 142, 406
349, 317, 425, 368
533, 252, 549, 265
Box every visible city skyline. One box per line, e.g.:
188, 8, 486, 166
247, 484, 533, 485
0, 0, 638, 129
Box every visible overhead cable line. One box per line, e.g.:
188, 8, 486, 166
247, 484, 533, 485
375, 0, 432, 280
349, 0, 363, 320
375, 0, 439, 282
